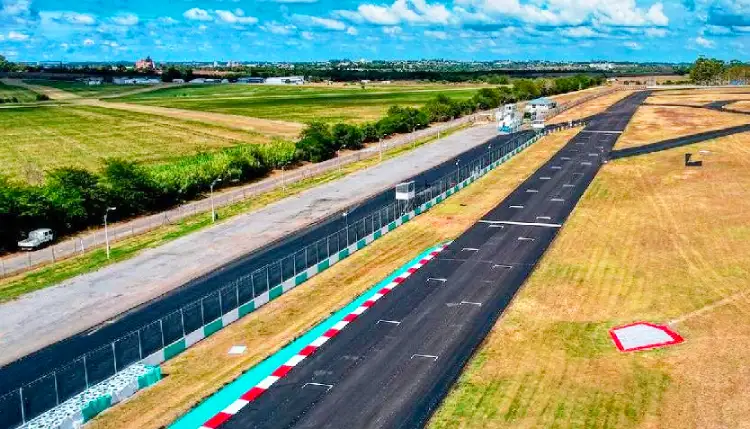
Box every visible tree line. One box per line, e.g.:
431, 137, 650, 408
0, 75, 602, 251
690, 57, 750, 85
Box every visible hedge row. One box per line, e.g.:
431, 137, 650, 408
1, 75, 603, 251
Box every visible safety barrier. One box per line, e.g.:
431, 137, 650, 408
2, 121, 586, 429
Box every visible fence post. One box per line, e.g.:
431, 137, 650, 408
159, 319, 165, 348
235, 282, 240, 308
112, 342, 117, 372
138, 329, 143, 359
53, 372, 59, 405
19, 388, 25, 424
200, 298, 205, 326
83, 355, 89, 388
180, 309, 186, 337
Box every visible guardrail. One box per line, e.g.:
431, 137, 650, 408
0, 120, 588, 429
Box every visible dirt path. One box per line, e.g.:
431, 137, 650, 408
1, 79, 304, 138
1, 78, 80, 100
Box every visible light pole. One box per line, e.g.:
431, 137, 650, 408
104, 207, 116, 260
488, 144, 492, 164
210, 178, 222, 222
343, 211, 349, 244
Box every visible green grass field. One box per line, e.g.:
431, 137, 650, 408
0, 81, 40, 103
0, 105, 271, 182
22, 80, 152, 98
117, 84, 484, 123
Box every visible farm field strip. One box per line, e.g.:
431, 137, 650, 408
0, 105, 271, 181
0, 81, 40, 103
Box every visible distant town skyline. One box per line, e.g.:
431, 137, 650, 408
1, 0, 748, 63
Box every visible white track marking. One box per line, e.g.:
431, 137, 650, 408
479, 220, 561, 228
411, 354, 438, 361
302, 383, 333, 392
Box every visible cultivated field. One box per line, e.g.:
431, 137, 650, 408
0, 81, 39, 103
84, 129, 580, 429
22, 80, 154, 98
430, 130, 750, 429
0, 105, 271, 182
616, 103, 750, 150
116, 84, 485, 124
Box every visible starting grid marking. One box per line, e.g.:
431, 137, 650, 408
479, 220, 562, 228
198, 245, 447, 429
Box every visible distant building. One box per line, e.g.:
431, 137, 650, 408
265, 76, 305, 85
525, 97, 557, 115
497, 103, 522, 134
135, 56, 156, 71
238, 77, 266, 84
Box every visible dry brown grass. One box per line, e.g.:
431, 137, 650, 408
729, 100, 750, 113
430, 131, 750, 429
616, 104, 750, 150
649, 88, 750, 106
86, 128, 579, 429
549, 90, 635, 125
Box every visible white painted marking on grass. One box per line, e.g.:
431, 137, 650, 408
411, 354, 439, 361
479, 220, 561, 228
228, 346, 247, 355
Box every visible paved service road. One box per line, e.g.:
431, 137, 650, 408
219, 91, 650, 429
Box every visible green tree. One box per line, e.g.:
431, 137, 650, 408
99, 159, 158, 216
44, 168, 103, 231
690, 57, 725, 85
295, 122, 336, 162
332, 123, 365, 150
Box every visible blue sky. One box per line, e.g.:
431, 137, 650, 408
0, 0, 748, 62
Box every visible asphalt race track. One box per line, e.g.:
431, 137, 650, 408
610, 123, 750, 160
219, 91, 651, 429
0, 129, 537, 415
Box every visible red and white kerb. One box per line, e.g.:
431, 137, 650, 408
199, 245, 447, 429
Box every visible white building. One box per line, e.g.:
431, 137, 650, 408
265, 76, 305, 85
497, 103, 522, 134
524, 97, 557, 116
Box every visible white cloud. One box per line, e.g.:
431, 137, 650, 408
301, 31, 314, 40
645, 27, 667, 37
216, 9, 258, 25
355, 0, 451, 25
83, 38, 95, 46
158, 17, 178, 25
7, 30, 28, 41
457, 0, 669, 28
623, 41, 642, 49
184, 8, 213, 21
695, 36, 715, 48
112, 13, 139, 26
346, 26, 358, 35
333, 10, 364, 23
424, 29, 448, 39
40, 11, 97, 25
382, 26, 402, 34
561, 26, 597, 38
309, 16, 347, 30
102, 40, 119, 47
261, 21, 297, 35
1, 0, 30, 16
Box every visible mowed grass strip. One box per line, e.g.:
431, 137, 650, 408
0, 81, 40, 103
84, 127, 579, 429
0, 122, 470, 302
616, 102, 750, 150
118, 84, 484, 124
22, 80, 153, 98
430, 132, 750, 429
0, 105, 271, 181
648, 88, 750, 107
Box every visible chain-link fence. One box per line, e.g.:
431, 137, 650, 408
0, 121, 587, 429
